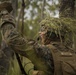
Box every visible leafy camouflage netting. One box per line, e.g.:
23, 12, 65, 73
40, 17, 76, 46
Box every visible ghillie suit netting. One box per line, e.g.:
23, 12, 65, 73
40, 17, 76, 49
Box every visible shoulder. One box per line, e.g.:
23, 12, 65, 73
0, 15, 16, 28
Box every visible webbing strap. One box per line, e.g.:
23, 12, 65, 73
48, 45, 62, 75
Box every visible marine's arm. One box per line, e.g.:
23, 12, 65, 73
33, 43, 54, 75
1, 14, 27, 57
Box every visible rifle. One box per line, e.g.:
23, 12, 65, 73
15, 53, 27, 75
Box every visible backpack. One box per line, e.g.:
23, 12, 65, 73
48, 44, 76, 75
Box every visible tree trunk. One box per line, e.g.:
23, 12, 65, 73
11, 0, 18, 18
59, 0, 75, 18
74, 1, 76, 18
41, 0, 46, 20
0, 0, 10, 2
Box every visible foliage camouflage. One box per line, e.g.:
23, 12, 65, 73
40, 17, 76, 46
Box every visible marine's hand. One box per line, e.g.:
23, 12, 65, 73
33, 71, 45, 75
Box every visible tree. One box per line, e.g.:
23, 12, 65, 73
11, 0, 18, 18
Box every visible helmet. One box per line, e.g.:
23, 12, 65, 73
0, 1, 13, 13
39, 17, 76, 45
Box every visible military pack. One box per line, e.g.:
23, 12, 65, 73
48, 44, 76, 75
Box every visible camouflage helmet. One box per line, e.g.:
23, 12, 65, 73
39, 17, 76, 44
0, 1, 13, 13
39, 17, 62, 40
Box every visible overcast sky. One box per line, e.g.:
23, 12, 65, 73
24, 0, 59, 20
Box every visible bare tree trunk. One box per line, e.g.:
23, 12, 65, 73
41, 0, 46, 20
11, 0, 18, 18
74, 0, 76, 18
0, 0, 10, 2
21, 0, 25, 37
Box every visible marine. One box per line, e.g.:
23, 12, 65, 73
0, 1, 48, 75
37, 18, 76, 75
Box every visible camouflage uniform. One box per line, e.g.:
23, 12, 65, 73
0, 2, 47, 75
24, 43, 54, 75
